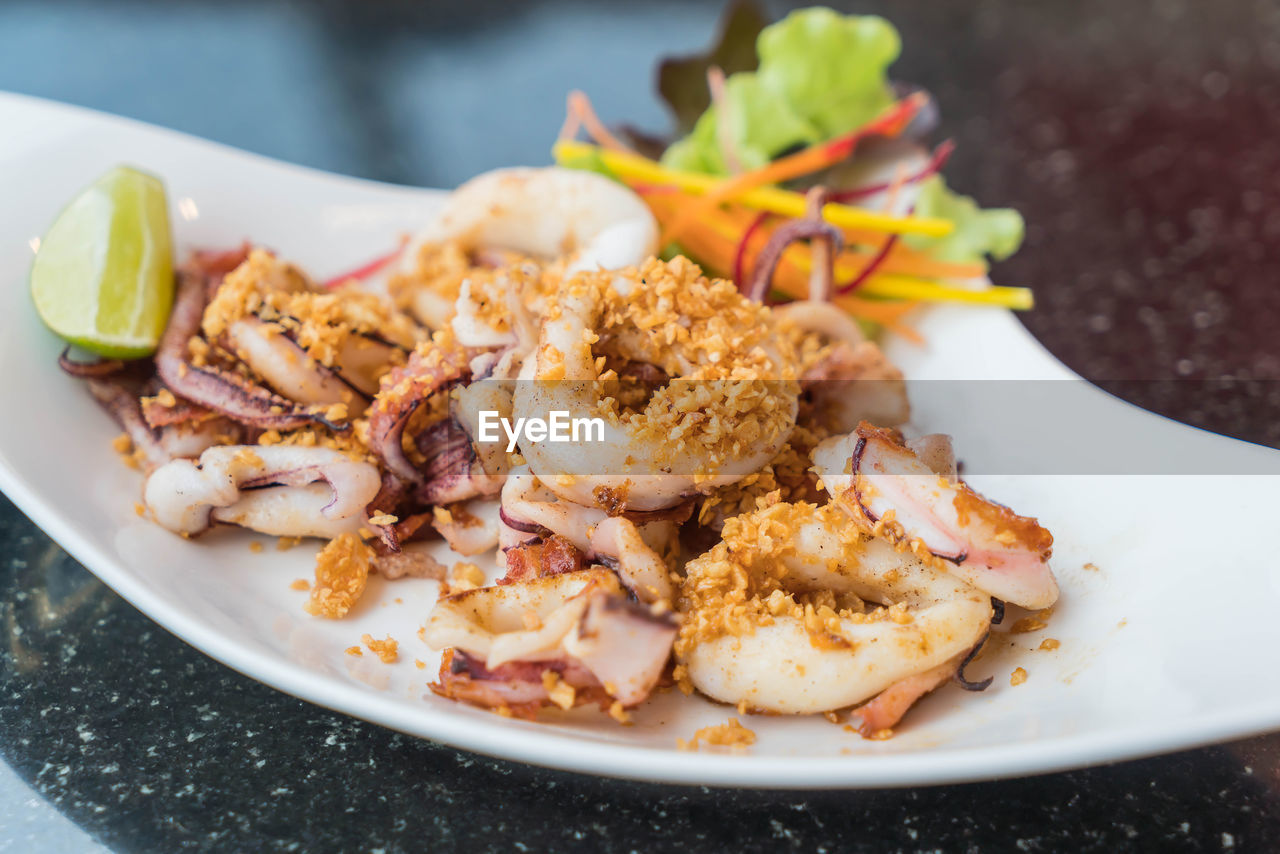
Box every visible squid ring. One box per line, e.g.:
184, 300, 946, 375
427, 568, 678, 709
402, 166, 660, 333
811, 424, 1058, 610
512, 258, 801, 511
677, 502, 991, 715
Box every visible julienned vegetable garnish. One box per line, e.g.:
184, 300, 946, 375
552, 141, 1031, 311
553, 136, 952, 237
554, 5, 1030, 332
47, 4, 1060, 742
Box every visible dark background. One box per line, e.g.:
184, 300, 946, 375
3, 0, 1280, 850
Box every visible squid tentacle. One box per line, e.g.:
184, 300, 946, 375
156, 270, 347, 432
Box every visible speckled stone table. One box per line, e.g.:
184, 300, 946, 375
4, 0, 1280, 850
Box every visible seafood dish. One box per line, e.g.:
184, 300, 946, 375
38, 8, 1058, 740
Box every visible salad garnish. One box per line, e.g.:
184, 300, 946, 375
555, 5, 1031, 333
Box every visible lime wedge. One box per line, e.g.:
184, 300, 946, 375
31, 165, 174, 359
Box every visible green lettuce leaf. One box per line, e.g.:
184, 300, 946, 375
904, 176, 1025, 267
657, 0, 769, 135
655, 6, 1025, 266
662, 72, 822, 174
660, 8, 898, 174
755, 8, 899, 137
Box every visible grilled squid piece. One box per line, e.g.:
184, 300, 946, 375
411, 416, 494, 505
812, 424, 1058, 610
449, 271, 548, 354
363, 356, 510, 554
156, 269, 345, 431
153, 420, 234, 462
206, 250, 413, 417
775, 288, 907, 433
73, 361, 243, 473
366, 339, 475, 483
587, 517, 675, 606
85, 379, 212, 472
513, 258, 800, 512
418, 376, 513, 505
143, 445, 380, 538
430, 497, 502, 556
852, 655, 966, 736
401, 166, 659, 331
499, 469, 677, 603
428, 569, 677, 713
367, 347, 512, 507
677, 502, 991, 715
222, 317, 383, 411
752, 187, 908, 432
792, 324, 909, 432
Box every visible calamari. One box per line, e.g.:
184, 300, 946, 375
144, 445, 380, 538
427, 568, 677, 713
812, 423, 1058, 610
678, 501, 992, 717
209, 251, 411, 412
498, 469, 678, 603
366, 339, 475, 483
400, 166, 659, 332
430, 497, 502, 556
513, 257, 800, 511
155, 268, 345, 432
81, 374, 238, 473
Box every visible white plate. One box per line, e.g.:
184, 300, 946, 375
3, 91, 1280, 789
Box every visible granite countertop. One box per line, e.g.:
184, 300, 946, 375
3, 0, 1280, 849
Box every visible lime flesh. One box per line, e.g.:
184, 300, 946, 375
30, 165, 174, 359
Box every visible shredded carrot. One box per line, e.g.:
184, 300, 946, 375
642, 194, 921, 335
807, 92, 928, 169
659, 93, 927, 244
564, 91, 637, 154
554, 141, 950, 238
720, 93, 924, 198
644, 193, 1029, 314
710, 202, 985, 282
630, 183, 682, 196
873, 244, 984, 280
556, 93, 583, 142
835, 295, 922, 341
